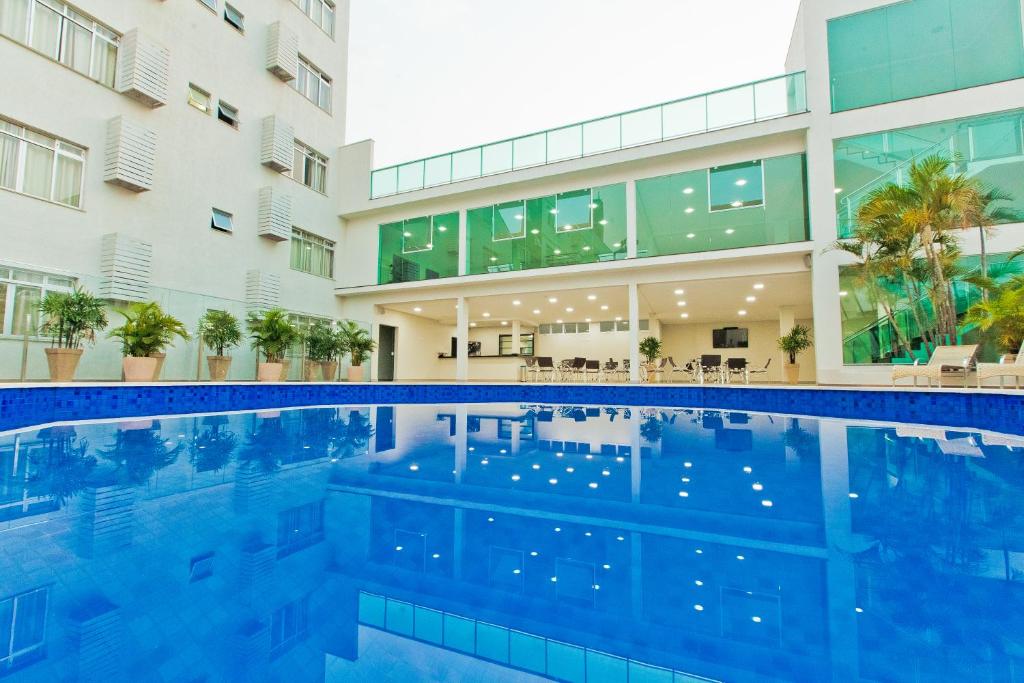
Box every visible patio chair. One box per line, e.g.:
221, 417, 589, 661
520, 356, 538, 382
976, 341, 1024, 389
726, 358, 749, 384
698, 355, 723, 384
603, 359, 619, 381
570, 357, 587, 382
556, 359, 574, 381
891, 344, 979, 387
584, 359, 602, 382
747, 358, 771, 382
664, 356, 693, 382
536, 357, 555, 382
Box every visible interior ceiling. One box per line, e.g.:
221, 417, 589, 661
383, 272, 814, 328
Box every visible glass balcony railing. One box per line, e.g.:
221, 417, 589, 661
370, 72, 808, 199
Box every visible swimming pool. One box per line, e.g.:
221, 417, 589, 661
1, 388, 1022, 681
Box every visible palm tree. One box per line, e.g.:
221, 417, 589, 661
965, 250, 1024, 354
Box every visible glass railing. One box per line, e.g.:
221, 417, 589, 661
370, 72, 808, 199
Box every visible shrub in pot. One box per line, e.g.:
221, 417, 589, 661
777, 324, 813, 385
639, 336, 662, 382
305, 320, 336, 382
108, 302, 189, 382
38, 286, 108, 382
247, 308, 299, 382
339, 320, 376, 381
197, 310, 242, 381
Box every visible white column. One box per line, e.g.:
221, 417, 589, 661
457, 209, 468, 276
456, 296, 469, 381
628, 282, 640, 383
510, 319, 521, 352
625, 180, 638, 259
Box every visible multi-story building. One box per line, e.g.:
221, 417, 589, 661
2, 0, 1023, 385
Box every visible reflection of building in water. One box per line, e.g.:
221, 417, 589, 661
0, 404, 1022, 681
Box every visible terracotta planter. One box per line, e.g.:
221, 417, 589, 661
280, 359, 291, 381
149, 352, 166, 381
321, 360, 338, 382
258, 362, 283, 382
303, 361, 322, 382
348, 365, 365, 382
123, 356, 158, 382
784, 363, 801, 385
44, 347, 83, 382
207, 355, 232, 381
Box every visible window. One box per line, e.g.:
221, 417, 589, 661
708, 160, 764, 211
277, 500, 325, 557
290, 228, 335, 278
196, 0, 217, 10
0, 117, 86, 208
293, 56, 332, 113
270, 594, 310, 659
0, 587, 48, 674
223, 3, 243, 30
0, 266, 74, 336
290, 140, 327, 193
499, 333, 534, 356
293, 0, 335, 37
217, 100, 239, 128
0, 0, 118, 87
211, 208, 233, 232
187, 83, 211, 113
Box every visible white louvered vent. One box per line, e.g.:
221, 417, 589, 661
246, 270, 280, 311
260, 116, 293, 172
104, 117, 156, 192
266, 22, 298, 82
115, 30, 169, 108
257, 188, 292, 241
100, 233, 152, 302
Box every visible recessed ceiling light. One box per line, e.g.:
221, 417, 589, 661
532, 309, 541, 314
680, 313, 689, 319
553, 249, 561, 255
731, 201, 743, 208
403, 231, 412, 237
562, 224, 573, 231
599, 219, 608, 225
753, 283, 765, 290
437, 225, 447, 232
685, 207, 695, 214
600, 305, 609, 311
677, 301, 686, 307
615, 316, 622, 321
735, 179, 748, 186
565, 307, 574, 313
839, 290, 849, 297
490, 256, 498, 262
549, 208, 558, 215
582, 245, 591, 251
725, 228, 736, 234
738, 310, 747, 316
512, 300, 521, 306
501, 321, 508, 326
482, 312, 491, 317
686, 233, 696, 239
470, 322, 477, 327
674, 288, 684, 295
530, 228, 539, 235
548, 297, 558, 303
683, 187, 694, 194
588, 202, 598, 209
413, 306, 422, 312
587, 294, 597, 301
746, 296, 756, 303
515, 214, 524, 220
834, 188, 843, 194
585, 317, 592, 323
612, 242, 621, 248
556, 319, 563, 324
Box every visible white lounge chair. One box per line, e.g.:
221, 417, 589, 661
976, 341, 1024, 389
891, 344, 979, 387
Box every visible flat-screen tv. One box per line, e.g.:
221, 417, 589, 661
713, 327, 748, 349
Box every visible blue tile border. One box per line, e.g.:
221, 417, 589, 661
1, 383, 1023, 435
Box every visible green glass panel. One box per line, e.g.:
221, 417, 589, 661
828, 0, 1024, 113
629, 662, 675, 683
396, 161, 424, 193
636, 154, 807, 258
547, 641, 586, 683
482, 140, 513, 175
509, 631, 547, 674
423, 156, 451, 187
442, 614, 475, 653
547, 125, 582, 161
467, 183, 627, 274
706, 84, 755, 129
513, 133, 546, 169
378, 211, 459, 284
358, 592, 385, 628
384, 598, 414, 636
583, 116, 620, 155
371, 167, 397, 199
621, 106, 662, 146
413, 606, 443, 644
475, 622, 509, 663
662, 97, 706, 137
586, 650, 628, 682
452, 148, 481, 181
834, 109, 1024, 237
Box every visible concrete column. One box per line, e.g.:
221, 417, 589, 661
628, 283, 640, 382
625, 180, 638, 259
456, 296, 469, 381
457, 209, 468, 276
510, 319, 521, 353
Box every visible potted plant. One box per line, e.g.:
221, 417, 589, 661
247, 308, 299, 382
339, 320, 376, 382
196, 310, 242, 381
108, 302, 189, 382
639, 336, 662, 382
38, 286, 108, 382
777, 324, 812, 384
304, 320, 336, 382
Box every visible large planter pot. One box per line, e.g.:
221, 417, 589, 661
149, 352, 166, 381
258, 362, 283, 382
123, 356, 158, 382
207, 355, 232, 381
784, 363, 801, 385
348, 365, 365, 382
321, 360, 338, 382
44, 347, 83, 382
280, 359, 292, 381
303, 361, 322, 382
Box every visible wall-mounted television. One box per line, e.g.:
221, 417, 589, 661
713, 327, 748, 349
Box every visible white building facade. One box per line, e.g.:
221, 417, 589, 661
2, 0, 1023, 385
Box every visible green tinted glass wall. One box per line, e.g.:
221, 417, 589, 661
828, 0, 1024, 112
378, 212, 459, 284
834, 108, 1024, 237
466, 184, 627, 275
636, 153, 809, 258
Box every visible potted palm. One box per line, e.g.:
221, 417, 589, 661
197, 310, 242, 381
304, 320, 335, 382
247, 308, 299, 382
777, 324, 812, 384
340, 320, 375, 382
639, 336, 662, 382
38, 286, 108, 382
108, 302, 189, 382
321, 325, 345, 381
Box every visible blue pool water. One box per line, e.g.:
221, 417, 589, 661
1, 401, 1023, 682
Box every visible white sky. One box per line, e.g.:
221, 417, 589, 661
345, 0, 803, 167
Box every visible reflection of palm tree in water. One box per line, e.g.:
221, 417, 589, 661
35, 426, 96, 505
99, 427, 182, 485
190, 422, 238, 473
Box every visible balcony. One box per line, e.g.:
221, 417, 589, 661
369, 72, 807, 199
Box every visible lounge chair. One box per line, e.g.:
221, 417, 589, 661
891, 344, 979, 387
976, 341, 1024, 389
